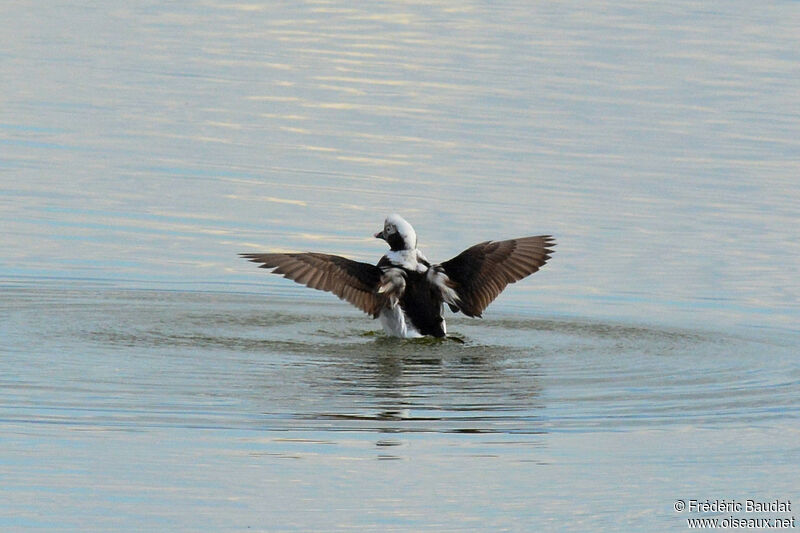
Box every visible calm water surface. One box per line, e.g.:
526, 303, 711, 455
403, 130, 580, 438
2, 1, 799, 531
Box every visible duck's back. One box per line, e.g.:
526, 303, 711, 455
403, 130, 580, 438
400, 270, 446, 337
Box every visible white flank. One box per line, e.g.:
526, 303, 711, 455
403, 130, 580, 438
379, 306, 422, 338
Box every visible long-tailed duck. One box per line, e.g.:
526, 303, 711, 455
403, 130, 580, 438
240, 214, 555, 338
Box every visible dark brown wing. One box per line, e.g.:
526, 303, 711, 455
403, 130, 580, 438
240, 252, 385, 316
439, 236, 555, 318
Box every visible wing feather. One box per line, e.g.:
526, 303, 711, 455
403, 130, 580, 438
306, 268, 325, 290
439, 236, 555, 317
240, 252, 385, 316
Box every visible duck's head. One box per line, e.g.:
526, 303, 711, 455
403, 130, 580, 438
374, 214, 417, 251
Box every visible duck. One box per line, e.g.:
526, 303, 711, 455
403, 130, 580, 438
240, 214, 555, 338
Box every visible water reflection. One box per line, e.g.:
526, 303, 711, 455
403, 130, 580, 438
305, 338, 546, 434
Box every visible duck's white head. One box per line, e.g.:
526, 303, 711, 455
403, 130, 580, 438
374, 214, 417, 251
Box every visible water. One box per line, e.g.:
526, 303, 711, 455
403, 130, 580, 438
2, 1, 799, 531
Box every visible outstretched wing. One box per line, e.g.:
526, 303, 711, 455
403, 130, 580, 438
240, 252, 385, 316
439, 236, 555, 318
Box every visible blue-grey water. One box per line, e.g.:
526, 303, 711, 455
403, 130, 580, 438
2, 1, 799, 531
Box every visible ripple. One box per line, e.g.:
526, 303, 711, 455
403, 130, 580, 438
2, 286, 797, 438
